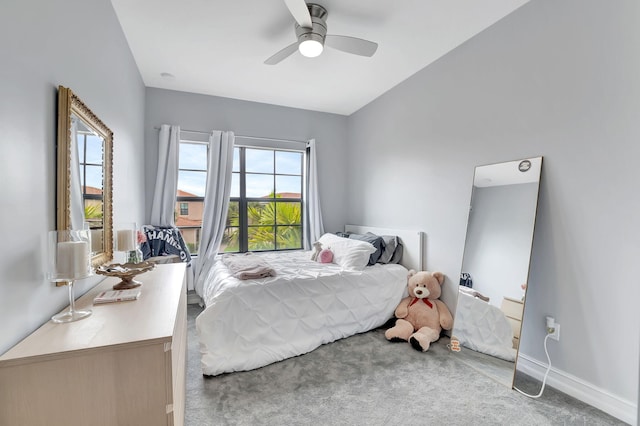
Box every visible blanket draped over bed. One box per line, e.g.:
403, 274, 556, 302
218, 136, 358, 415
195, 250, 408, 376
453, 289, 516, 361
222, 253, 276, 280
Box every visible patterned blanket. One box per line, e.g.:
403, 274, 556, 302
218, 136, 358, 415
140, 225, 192, 265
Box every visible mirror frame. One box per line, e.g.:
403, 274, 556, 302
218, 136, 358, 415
451, 156, 543, 388
56, 86, 113, 269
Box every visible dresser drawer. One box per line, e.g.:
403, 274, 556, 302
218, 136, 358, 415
501, 296, 524, 321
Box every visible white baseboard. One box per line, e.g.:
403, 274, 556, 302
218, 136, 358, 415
517, 354, 637, 425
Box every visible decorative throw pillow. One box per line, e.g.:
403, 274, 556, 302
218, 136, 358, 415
317, 248, 333, 263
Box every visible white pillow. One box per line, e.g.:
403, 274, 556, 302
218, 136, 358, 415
317, 233, 376, 271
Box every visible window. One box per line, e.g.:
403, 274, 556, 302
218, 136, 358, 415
176, 141, 305, 255
176, 141, 207, 254
222, 147, 304, 253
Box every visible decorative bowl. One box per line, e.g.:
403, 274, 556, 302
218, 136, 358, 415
95, 261, 155, 290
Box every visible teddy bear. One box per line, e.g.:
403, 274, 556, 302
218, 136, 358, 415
385, 270, 453, 352
310, 241, 323, 261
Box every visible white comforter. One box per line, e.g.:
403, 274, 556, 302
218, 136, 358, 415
453, 290, 517, 361
196, 251, 408, 376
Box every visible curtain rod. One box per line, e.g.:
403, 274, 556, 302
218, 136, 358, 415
153, 126, 308, 145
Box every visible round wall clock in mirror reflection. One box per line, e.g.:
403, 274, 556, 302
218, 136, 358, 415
518, 160, 532, 172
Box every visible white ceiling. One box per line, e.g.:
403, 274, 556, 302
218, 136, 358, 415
111, 0, 529, 115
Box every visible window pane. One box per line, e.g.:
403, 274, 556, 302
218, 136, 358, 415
84, 200, 103, 227
221, 227, 239, 253
248, 226, 275, 251
276, 226, 302, 249
275, 176, 301, 197
180, 227, 200, 255
247, 201, 275, 226
177, 170, 206, 197
276, 202, 301, 225
232, 147, 240, 172
246, 174, 274, 198
85, 165, 103, 191
246, 149, 274, 173
77, 136, 85, 161
226, 201, 239, 227
84, 134, 103, 164
230, 172, 240, 197
276, 151, 302, 175
179, 143, 207, 170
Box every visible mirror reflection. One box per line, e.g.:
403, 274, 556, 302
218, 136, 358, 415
74, 116, 105, 253
57, 86, 113, 268
452, 157, 542, 387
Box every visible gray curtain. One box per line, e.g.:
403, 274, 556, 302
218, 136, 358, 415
194, 130, 235, 296
303, 138, 324, 249
150, 124, 180, 226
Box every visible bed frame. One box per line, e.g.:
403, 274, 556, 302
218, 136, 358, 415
344, 224, 425, 271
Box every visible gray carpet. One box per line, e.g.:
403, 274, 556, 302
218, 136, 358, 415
185, 305, 626, 425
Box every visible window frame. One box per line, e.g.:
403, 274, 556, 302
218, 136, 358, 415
176, 138, 306, 256
179, 202, 189, 216
228, 146, 305, 253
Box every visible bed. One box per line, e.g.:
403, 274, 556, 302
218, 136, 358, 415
452, 287, 517, 361
195, 225, 424, 376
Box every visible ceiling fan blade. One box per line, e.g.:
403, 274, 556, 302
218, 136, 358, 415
325, 35, 378, 57
264, 42, 299, 65
284, 0, 312, 28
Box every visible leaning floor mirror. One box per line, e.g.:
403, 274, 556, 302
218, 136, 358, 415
451, 157, 542, 388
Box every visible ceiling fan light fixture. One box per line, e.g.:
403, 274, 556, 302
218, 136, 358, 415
299, 39, 323, 57
298, 32, 324, 58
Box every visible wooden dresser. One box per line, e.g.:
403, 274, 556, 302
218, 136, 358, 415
0, 263, 187, 426
501, 296, 524, 349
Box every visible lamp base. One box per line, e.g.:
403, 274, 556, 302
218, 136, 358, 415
52, 308, 92, 324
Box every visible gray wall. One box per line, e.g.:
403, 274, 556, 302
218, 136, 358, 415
347, 0, 639, 411
0, 0, 145, 354
462, 183, 538, 307
144, 88, 349, 234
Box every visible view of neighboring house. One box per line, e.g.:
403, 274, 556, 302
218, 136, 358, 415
175, 189, 203, 253
175, 188, 303, 254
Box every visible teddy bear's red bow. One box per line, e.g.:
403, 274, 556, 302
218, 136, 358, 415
409, 297, 433, 308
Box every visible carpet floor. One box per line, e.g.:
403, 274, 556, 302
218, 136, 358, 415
184, 305, 626, 425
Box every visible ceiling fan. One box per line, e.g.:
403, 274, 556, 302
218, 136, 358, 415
264, 0, 378, 65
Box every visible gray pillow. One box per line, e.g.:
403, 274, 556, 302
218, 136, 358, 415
389, 241, 403, 264
377, 235, 399, 264
348, 232, 385, 265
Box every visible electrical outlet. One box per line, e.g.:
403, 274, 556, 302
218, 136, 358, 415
549, 323, 560, 341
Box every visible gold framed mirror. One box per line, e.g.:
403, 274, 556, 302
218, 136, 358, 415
57, 86, 113, 271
